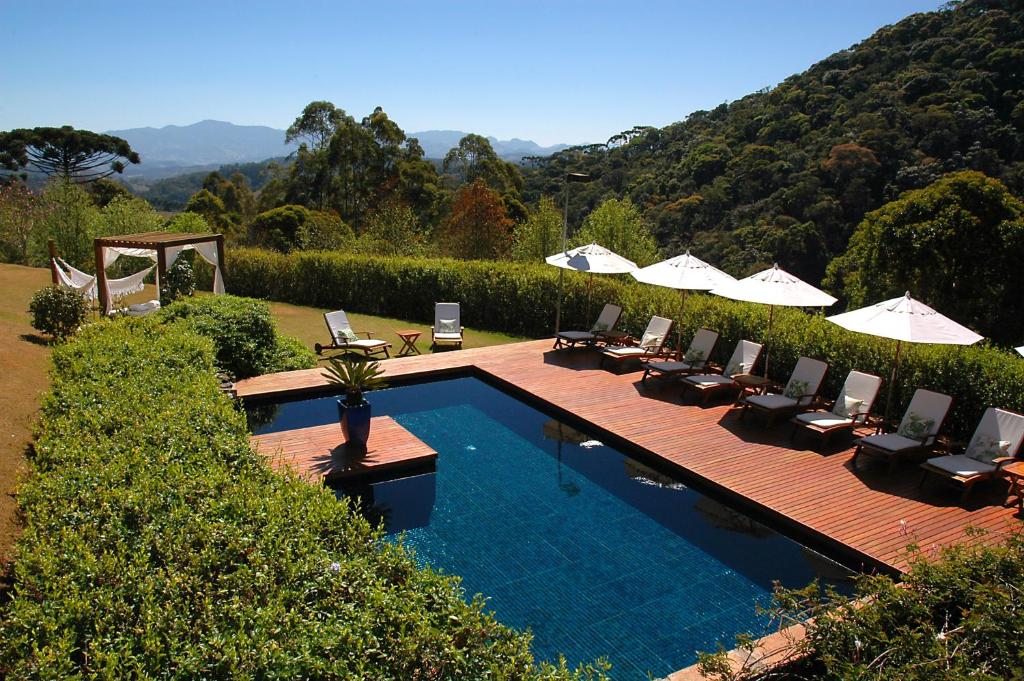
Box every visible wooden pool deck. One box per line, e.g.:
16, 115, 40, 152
236, 339, 1022, 573
251, 416, 436, 484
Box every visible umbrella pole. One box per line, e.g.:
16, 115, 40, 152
586, 271, 593, 323
763, 305, 775, 378
884, 340, 903, 424
677, 289, 687, 360
554, 268, 565, 335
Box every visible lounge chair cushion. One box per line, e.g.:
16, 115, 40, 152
966, 436, 1011, 464
897, 412, 935, 441
925, 454, 997, 477
795, 412, 854, 429
347, 339, 388, 350
437, 318, 459, 334
859, 432, 923, 453
648, 360, 698, 374
605, 346, 650, 358
557, 330, 595, 341
434, 332, 463, 342
337, 327, 358, 342
685, 374, 734, 388
833, 396, 864, 419
746, 394, 798, 411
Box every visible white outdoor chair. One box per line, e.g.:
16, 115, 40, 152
680, 340, 764, 404
599, 316, 674, 371
641, 328, 720, 383
740, 356, 829, 425
553, 303, 622, 350
852, 389, 953, 472
314, 310, 391, 359
920, 407, 1024, 504
790, 370, 882, 446
432, 302, 464, 350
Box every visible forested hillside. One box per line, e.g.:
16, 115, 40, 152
523, 0, 1024, 283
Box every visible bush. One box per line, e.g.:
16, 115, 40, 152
28, 285, 88, 341
158, 294, 315, 378
0, 317, 603, 678
159, 254, 196, 305
225, 247, 1024, 440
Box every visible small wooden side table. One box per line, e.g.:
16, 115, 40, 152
732, 374, 775, 406
1002, 460, 1024, 513
395, 329, 422, 356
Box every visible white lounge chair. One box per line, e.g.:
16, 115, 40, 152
314, 310, 391, 359
432, 302, 464, 350
920, 407, 1024, 503
740, 356, 829, 425
680, 340, 764, 404
790, 371, 882, 446
553, 303, 622, 350
852, 389, 953, 472
600, 316, 674, 370
641, 328, 720, 383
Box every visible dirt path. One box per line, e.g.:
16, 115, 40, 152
0, 265, 52, 560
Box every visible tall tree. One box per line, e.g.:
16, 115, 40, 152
437, 180, 513, 260
0, 126, 140, 182
443, 134, 526, 221
285, 101, 347, 151
573, 198, 661, 266
825, 170, 1024, 343
511, 196, 562, 262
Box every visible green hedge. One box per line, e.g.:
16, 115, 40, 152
0, 317, 603, 679
159, 294, 316, 378
225, 248, 1024, 440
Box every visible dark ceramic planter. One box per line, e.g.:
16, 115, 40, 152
338, 399, 372, 449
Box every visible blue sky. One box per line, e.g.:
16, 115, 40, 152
1, 1, 944, 146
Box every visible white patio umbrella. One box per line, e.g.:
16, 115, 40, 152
710, 263, 837, 376
631, 250, 735, 354
827, 291, 984, 421
1016, 346, 1024, 358
546, 243, 637, 332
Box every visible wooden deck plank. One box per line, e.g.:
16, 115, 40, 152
251, 416, 436, 484
236, 339, 1022, 572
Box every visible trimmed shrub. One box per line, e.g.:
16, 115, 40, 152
159, 294, 316, 378
225, 247, 1024, 440
0, 316, 604, 678
28, 284, 88, 341
159, 254, 196, 305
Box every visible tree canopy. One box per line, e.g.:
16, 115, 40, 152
0, 126, 140, 182
826, 170, 1024, 343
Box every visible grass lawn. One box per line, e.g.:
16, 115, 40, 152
0, 263, 528, 558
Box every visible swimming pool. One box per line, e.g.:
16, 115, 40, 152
250, 376, 851, 679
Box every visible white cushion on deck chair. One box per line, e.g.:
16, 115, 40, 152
794, 412, 854, 429
858, 432, 923, 452
557, 330, 596, 341
745, 394, 798, 411
347, 339, 388, 350
604, 346, 650, 358
648, 360, 698, 374
434, 332, 463, 341
925, 454, 997, 477
684, 374, 734, 387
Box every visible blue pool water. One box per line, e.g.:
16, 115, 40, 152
250, 376, 851, 679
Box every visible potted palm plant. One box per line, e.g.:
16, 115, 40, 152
323, 357, 388, 449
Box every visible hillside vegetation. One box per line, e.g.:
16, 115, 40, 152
523, 0, 1024, 283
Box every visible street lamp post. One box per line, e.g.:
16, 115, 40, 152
554, 172, 590, 335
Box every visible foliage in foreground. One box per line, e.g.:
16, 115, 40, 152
0, 317, 606, 679
158, 294, 316, 378
226, 247, 1024, 440
699, 532, 1024, 681
28, 284, 88, 341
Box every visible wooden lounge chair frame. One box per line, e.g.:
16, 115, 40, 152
680, 340, 764, 405
789, 370, 882, 448
599, 316, 674, 372
431, 302, 464, 350
919, 407, 1024, 504
553, 303, 623, 350
314, 310, 391, 359
641, 328, 720, 383
851, 389, 953, 472
739, 356, 829, 426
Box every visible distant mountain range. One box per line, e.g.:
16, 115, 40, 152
107, 120, 569, 180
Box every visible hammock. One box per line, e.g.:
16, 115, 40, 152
52, 257, 156, 306
52, 258, 97, 301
